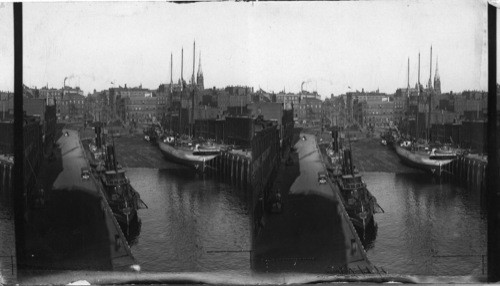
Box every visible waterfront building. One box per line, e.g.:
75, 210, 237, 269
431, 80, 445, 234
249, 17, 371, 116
58, 93, 85, 121
252, 89, 273, 103
0, 115, 44, 207
0, 92, 57, 153
62, 86, 84, 97
39, 87, 61, 103
321, 98, 335, 126
363, 99, 395, 129
194, 105, 220, 120
247, 102, 294, 148
327, 96, 347, 128
109, 85, 151, 121
393, 94, 408, 127
125, 95, 165, 124
228, 94, 250, 109
347, 90, 391, 129
225, 86, 253, 97
86, 90, 110, 122
276, 92, 300, 107
23, 85, 39, 98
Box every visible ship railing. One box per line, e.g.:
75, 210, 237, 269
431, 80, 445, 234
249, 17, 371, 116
340, 182, 366, 190
103, 178, 128, 186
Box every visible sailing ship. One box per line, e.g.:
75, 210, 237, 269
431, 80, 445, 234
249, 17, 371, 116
158, 42, 221, 171
394, 140, 456, 175
158, 135, 221, 170
394, 48, 458, 176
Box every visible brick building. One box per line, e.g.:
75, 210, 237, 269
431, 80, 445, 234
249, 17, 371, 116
58, 93, 85, 121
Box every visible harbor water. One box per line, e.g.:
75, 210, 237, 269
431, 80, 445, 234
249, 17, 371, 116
123, 167, 487, 276
125, 166, 252, 272
363, 172, 487, 276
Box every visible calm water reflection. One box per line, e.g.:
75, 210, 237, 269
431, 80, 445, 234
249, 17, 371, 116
1, 166, 483, 275
364, 172, 487, 276
126, 167, 486, 276
126, 167, 251, 272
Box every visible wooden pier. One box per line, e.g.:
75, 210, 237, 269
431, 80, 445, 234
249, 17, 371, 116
441, 154, 487, 198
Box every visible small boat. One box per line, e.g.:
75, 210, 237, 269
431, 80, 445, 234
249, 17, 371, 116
336, 149, 383, 230
143, 124, 162, 145
395, 140, 456, 175
99, 145, 147, 226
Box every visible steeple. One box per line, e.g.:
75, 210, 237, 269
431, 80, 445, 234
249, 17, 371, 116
434, 56, 440, 80
434, 56, 441, 94
197, 51, 203, 78
196, 50, 204, 90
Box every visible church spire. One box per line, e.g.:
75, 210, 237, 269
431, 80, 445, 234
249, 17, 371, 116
434, 56, 440, 80
196, 50, 204, 90
197, 51, 203, 78
434, 55, 441, 94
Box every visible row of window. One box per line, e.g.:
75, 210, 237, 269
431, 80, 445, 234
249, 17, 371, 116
365, 111, 395, 115
60, 100, 84, 105
127, 107, 158, 111
366, 117, 393, 122
296, 105, 322, 109
128, 101, 166, 104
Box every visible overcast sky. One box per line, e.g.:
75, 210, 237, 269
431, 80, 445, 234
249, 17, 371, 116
0, 0, 492, 98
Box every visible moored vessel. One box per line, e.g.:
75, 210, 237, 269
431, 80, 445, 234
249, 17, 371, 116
394, 140, 456, 175
336, 149, 382, 230
98, 144, 147, 226
158, 135, 221, 171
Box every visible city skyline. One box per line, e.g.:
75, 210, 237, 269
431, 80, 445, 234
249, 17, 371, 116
0, 0, 491, 98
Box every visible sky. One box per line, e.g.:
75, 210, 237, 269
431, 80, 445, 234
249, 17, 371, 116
0, 0, 492, 98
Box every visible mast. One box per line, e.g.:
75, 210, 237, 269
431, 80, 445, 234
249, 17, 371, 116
428, 46, 433, 90
416, 52, 420, 139
170, 53, 173, 132
427, 46, 432, 142
407, 57, 410, 97
191, 41, 196, 138
180, 47, 183, 135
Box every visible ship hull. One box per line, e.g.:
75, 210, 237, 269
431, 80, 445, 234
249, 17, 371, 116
395, 144, 453, 175
158, 141, 218, 170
